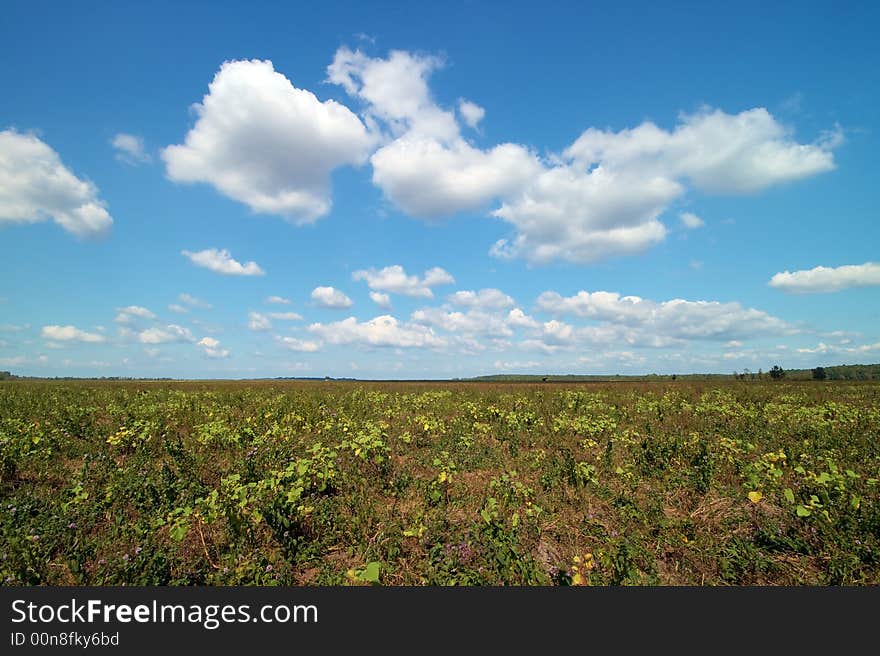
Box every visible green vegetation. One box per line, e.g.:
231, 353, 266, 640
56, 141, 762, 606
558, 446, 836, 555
469, 362, 880, 382
1, 379, 878, 585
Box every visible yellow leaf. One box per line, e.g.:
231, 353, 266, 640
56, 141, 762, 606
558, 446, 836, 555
748, 491, 763, 504
572, 572, 585, 586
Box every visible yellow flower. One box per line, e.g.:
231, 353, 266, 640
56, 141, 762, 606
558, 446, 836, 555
748, 491, 763, 504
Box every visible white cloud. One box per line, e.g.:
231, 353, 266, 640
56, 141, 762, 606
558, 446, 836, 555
564, 108, 837, 194
497, 360, 542, 371
448, 288, 514, 310
138, 324, 194, 344
179, 293, 212, 309
506, 308, 540, 330
329, 47, 541, 218
182, 248, 265, 276
0, 129, 113, 237
308, 315, 445, 348
168, 304, 188, 314
163, 59, 373, 223
679, 211, 704, 229
458, 99, 485, 129
328, 47, 455, 140
114, 305, 157, 324
535, 290, 794, 342
494, 360, 542, 371
248, 312, 272, 331
41, 325, 106, 343
144, 347, 161, 358
490, 163, 673, 264
797, 341, 880, 355
311, 286, 353, 309
276, 336, 321, 352
111, 133, 151, 165
266, 295, 291, 305
410, 307, 513, 338
372, 137, 541, 218
369, 291, 392, 309
268, 311, 303, 321
332, 50, 838, 264
768, 262, 880, 294
198, 336, 230, 358
352, 265, 454, 297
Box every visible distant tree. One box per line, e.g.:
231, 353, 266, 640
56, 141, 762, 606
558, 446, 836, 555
812, 366, 827, 381
769, 365, 785, 380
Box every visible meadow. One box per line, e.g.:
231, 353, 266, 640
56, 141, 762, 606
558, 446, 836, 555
1, 379, 877, 585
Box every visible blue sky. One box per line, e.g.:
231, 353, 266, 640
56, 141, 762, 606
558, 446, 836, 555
1, 0, 878, 379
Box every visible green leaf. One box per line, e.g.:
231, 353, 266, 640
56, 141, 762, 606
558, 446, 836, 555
360, 561, 381, 583
783, 488, 795, 504
796, 505, 811, 517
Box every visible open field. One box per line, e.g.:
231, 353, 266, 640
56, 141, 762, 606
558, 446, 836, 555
1, 379, 878, 585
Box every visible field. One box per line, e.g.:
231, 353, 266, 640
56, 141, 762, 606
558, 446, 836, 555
1, 379, 878, 586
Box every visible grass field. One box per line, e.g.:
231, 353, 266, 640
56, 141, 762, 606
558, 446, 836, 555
1, 379, 878, 585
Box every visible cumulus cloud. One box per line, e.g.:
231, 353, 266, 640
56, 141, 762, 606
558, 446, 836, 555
268, 311, 302, 321
163, 59, 373, 223
276, 336, 321, 352
369, 291, 392, 309
535, 290, 794, 343
329, 47, 541, 218
328, 47, 839, 264
328, 47, 455, 140
506, 308, 540, 330
168, 304, 188, 314
182, 248, 265, 276
41, 325, 106, 343
679, 211, 704, 229
352, 265, 455, 297
448, 288, 514, 310
410, 307, 513, 338
0, 129, 113, 237
372, 137, 540, 219
768, 262, 880, 293
111, 133, 151, 165
493, 360, 542, 371
198, 336, 230, 358
311, 286, 353, 309
114, 305, 157, 324
266, 295, 291, 305
490, 165, 673, 264
138, 324, 194, 344
248, 312, 272, 331
796, 341, 880, 356
308, 315, 445, 348
179, 293, 212, 309
564, 108, 837, 194
458, 99, 485, 129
